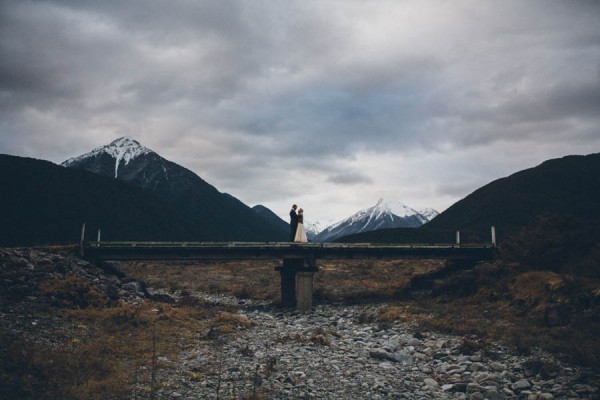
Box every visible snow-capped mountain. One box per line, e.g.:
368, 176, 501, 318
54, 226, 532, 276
61, 137, 287, 241
314, 199, 438, 242
304, 217, 337, 241
63, 137, 152, 178
418, 208, 440, 224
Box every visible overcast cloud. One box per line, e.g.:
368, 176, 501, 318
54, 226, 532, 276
1, 0, 599, 223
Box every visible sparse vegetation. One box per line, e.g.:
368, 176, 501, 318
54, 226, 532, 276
2, 220, 600, 399
373, 215, 600, 370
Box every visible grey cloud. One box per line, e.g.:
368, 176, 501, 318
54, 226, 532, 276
1, 0, 600, 220
326, 172, 373, 185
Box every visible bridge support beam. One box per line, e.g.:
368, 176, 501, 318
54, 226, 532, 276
296, 271, 314, 312
279, 258, 301, 307
277, 257, 318, 310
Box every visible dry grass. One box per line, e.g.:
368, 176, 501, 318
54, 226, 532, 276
0, 296, 245, 399
121, 260, 282, 301
38, 275, 111, 308
375, 264, 600, 369
119, 258, 444, 304
60, 303, 212, 399
207, 313, 255, 335
315, 259, 443, 302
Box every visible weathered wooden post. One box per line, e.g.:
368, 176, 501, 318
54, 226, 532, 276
491, 226, 496, 247
79, 222, 86, 256
456, 230, 461, 246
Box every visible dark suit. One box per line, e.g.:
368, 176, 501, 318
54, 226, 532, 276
289, 209, 298, 241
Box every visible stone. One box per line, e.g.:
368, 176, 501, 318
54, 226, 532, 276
467, 383, 484, 393
441, 384, 454, 392
382, 340, 400, 352
470, 362, 485, 371
512, 379, 532, 391
484, 389, 505, 400
446, 364, 462, 372
489, 362, 507, 372
453, 382, 469, 392
393, 351, 413, 365
369, 348, 394, 361
423, 378, 439, 388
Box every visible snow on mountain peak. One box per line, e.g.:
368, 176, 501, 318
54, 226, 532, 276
314, 199, 440, 242
418, 208, 440, 222
373, 198, 419, 218
62, 137, 152, 178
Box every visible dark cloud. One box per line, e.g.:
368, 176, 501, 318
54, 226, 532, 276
1, 0, 599, 221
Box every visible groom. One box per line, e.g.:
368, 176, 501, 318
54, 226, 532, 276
289, 204, 298, 241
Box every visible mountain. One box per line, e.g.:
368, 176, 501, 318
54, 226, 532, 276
252, 205, 289, 238
418, 208, 440, 223
62, 137, 287, 241
0, 154, 197, 246
304, 217, 338, 241
314, 199, 437, 242
251, 205, 325, 241
62, 136, 152, 179
340, 153, 600, 244
424, 153, 600, 240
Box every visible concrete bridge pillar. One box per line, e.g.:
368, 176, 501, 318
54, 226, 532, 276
279, 258, 302, 307
296, 271, 314, 312
276, 256, 317, 310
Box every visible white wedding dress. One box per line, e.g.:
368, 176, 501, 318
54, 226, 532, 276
294, 218, 308, 242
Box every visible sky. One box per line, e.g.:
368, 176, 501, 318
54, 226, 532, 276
1, 1, 599, 224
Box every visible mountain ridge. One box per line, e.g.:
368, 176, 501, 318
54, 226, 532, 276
315, 199, 438, 242
62, 137, 287, 241
340, 153, 600, 243
0, 154, 197, 246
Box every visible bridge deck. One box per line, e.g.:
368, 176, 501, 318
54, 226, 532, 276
83, 241, 497, 261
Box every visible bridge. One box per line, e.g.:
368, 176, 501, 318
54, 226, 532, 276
82, 241, 498, 311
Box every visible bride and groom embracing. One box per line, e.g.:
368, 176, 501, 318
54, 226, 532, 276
289, 204, 308, 242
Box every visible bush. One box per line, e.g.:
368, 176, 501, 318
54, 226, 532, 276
501, 214, 600, 276
39, 275, 108, 308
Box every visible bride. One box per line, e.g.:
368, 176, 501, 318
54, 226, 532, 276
294, 208, 308, 242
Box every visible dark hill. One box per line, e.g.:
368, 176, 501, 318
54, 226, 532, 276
0, 155, 196, 246
252, 205, 289, 237
62, 138, 287, 241
340, 153, 600, 244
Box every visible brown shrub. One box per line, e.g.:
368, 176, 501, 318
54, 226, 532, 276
377, 305, 410, 324
0, 331, 129, 400
501, 214, 600, 276
39, 275, 108, 308
207, 313, 254, 335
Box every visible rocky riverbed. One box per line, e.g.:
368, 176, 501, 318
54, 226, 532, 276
1, 247, 599, 399
143, 292, 599, 400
